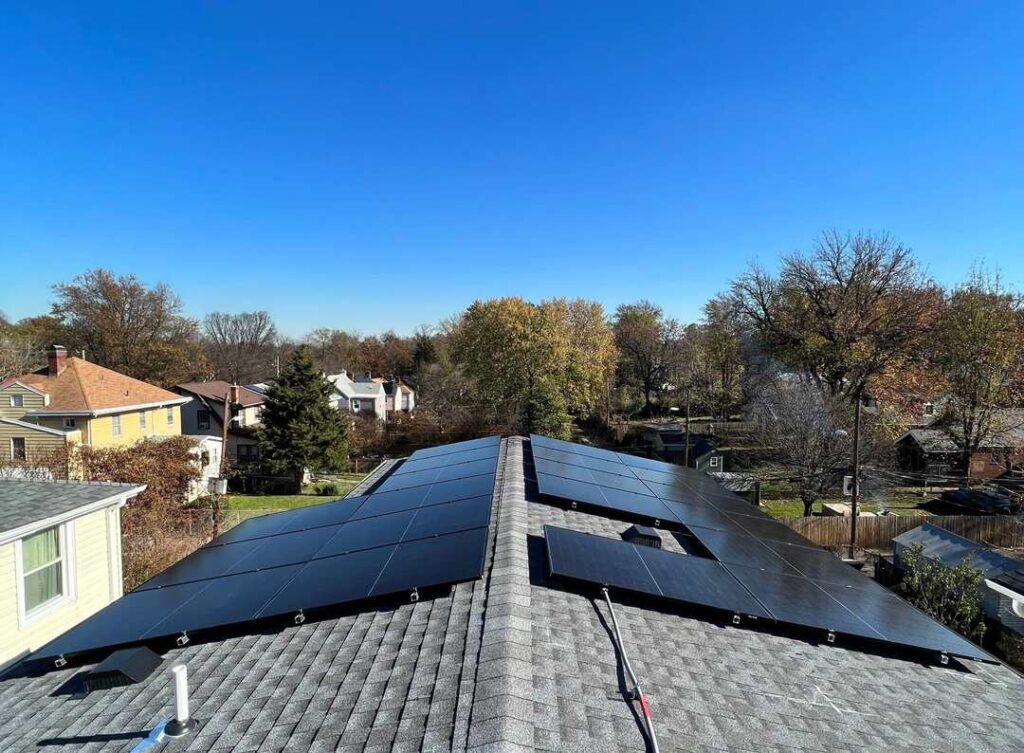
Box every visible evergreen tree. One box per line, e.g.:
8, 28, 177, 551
258, 346, 349, 492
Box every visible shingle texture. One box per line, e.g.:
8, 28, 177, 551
18, 357, 184, 413
2, 438, 1024, 752
0, 479, 143, 536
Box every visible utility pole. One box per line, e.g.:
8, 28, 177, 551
683, 385, 692, 468
849, 391, 862, 559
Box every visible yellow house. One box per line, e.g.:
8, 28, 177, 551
0, 346, 189, 463
0, 479, 145, 668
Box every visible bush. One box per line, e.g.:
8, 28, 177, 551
997, 632, 1024, 672
899, 543, 987, 642
318, 482, 340, 497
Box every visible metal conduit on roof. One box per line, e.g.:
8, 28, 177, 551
601, 587, 660, 753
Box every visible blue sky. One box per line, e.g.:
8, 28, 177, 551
2, 2, 1022, 337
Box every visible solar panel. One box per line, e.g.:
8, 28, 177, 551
761, 541, 885, 591
530, 434, 623, 462
545, 525, 659, 593
693, 528, 801, 575
533, 456, 654, 496
727, 513, 821, 547
546, 526, 771, 618
536, 472, 679, 523
33, 437, 500, 663
375, 458, 496, 493
394, 444, 500, 475
724, 565, 884, 639
814, 581, 990, 661
530, 444, 636, 477
663, 501, 749, 533
406, 434, 500, 460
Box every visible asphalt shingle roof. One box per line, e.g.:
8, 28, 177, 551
2, 438, 1024, 752
0, 479, 144, 537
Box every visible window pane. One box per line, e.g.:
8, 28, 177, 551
23, 527, 60, 572
24, 562, 63, 612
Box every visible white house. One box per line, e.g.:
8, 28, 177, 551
327, 371, 387, 420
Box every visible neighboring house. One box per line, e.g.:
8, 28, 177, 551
0, 479, 144, 668
327, 370, 387, 419
0, 346, 188, 464
2, 437, 1024, 751
187, 436, 224, 501
894, 522, 1024, 636
896, 414, 1024, 480
174, 382, 264, 468
642, 425, 723, 471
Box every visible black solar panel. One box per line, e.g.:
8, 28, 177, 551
546, 526, 771, 619
33, 437, 500, 663
533, 435, 995, 663
394, 444, 499, 475
406, 434, 500, 460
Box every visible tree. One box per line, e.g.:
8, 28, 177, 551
612, 300, 685, 411
751, 379, 852, 516
305, 328, 361, 374
417, 354, 478, 434
731, 231, 936, 400
203, 310, 279, 383
900, 543, 987, 642
454, 297, 573, 433
522, 376, 571, 438
681, 294, 745, 419
931, 270, 1024, 471
258, 347, 350, 491
557, 299, 617, 419
0, 312, 49, 377
50, 269, 207, 384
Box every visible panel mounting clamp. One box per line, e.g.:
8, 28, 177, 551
410, 587, 420, 603
294, 610, 306, 625
827, 631, 836, 644
54, 655, 67, 668
176, 632, 190, 647
732, 614, 741, 626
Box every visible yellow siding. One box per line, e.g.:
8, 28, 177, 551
84, 405, 182, 447
0, 383, 47, 419
0, 508, 117, 667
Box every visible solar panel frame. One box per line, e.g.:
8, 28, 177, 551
544, 526, 659, 593
394, 444, 500, 475
406, 434, 500, 460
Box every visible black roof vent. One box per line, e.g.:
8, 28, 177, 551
83, 647, 162, 692
622, 524, 662, 549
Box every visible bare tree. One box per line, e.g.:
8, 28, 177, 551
751, 379, 853, 516
203, 311, 279, 384
613, 300, 685, 412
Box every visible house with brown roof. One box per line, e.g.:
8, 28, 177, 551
172, 381, 265, 467
0, 346, 189, 465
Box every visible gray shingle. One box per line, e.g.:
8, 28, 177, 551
1, 437, 1023, 752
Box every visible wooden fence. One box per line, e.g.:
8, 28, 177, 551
778, 514, 1024, 552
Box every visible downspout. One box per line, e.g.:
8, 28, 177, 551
601, 587, 661, 753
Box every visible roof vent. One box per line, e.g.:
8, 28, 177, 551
622, 525, 662, 549
82, 646, 162, 692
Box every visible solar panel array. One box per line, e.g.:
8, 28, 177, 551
35, 436, 501, 663
532, 435, 990, 662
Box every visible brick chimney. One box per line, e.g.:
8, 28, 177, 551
47, 345, 68, 376
229, 384, 240, 404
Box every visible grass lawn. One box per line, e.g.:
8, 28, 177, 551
223, 472, 367, 511
761, 496, 932, 519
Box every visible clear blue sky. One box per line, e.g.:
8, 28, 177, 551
2, 2, 1022, 337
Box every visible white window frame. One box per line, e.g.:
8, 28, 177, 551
166, 406, 175, 424
9, 394, 24, 408
10, 437, 27, 461
139, 410, 147, 431
63, 417, 76, 429
111, 414, 122, 436
14, 522, 76, 626
351, 399, 361, 411
709, 455, 721, 468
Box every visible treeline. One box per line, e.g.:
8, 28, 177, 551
4, 230, 1023, 458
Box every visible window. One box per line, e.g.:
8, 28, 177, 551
11, 437, 27, 461
709, 456, 721, 468
351, 399, 361, 411
63, 417, 76, 429
9, 394, 24, 408
166, 406, 175, 424
111, 414, 122, 436
923, 403, 935, 416
20, 525, 67, 616
238, 444, 258, 463
198, 409, 211, 431
139, 411, 147, 430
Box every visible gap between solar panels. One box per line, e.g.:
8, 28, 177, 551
33, 436, 502, 668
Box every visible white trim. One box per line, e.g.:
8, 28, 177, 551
0, 380, 48, 397
0, 487, 144, 546
14, 521, 76, 627
10, 436, 27, 461
986, 579, 1024, 618
0, 417, 70, 437
23, 396, 191, 418
106, 506, 123, 600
